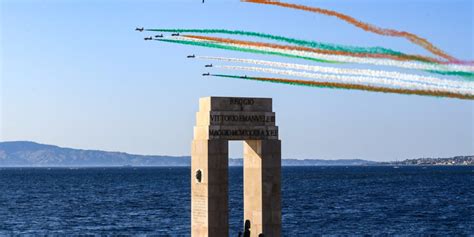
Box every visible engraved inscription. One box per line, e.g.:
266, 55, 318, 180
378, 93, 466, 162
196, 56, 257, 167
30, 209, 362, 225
229, 98, 255, 105
193, 195, 207, 225
209, 129, 278, 137
205, 96, 271, 112
210, 114, 275, 123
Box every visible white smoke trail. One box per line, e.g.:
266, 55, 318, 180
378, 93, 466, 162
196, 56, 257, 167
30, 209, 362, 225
214, 65, 474, 95
198, 56, 474, 90
230, 44, 474, 73
170, 36, 474, 73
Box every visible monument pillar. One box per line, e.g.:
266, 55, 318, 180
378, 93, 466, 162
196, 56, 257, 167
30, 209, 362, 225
191, 96, 281, 237
191, 139, 229, 237
244, 140, 281, 236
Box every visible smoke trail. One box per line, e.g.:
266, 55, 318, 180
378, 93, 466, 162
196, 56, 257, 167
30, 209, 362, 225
148, 28, 452, 64
427, 70, 474, 79
210, 74, 474, 100
191, 37, 474, 76
242, 0, 460, 62
214, 65, 473, 95
165, 36, 474, 76
183, 35, 440, 64
199, 56, 474, 89
156, 38, 337, 63
146, 28, 405, 56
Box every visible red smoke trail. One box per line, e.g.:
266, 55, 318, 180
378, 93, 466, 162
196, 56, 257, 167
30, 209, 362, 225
183, 35, 443, 64
242, 0, 461, 63
212, 74, 474, 100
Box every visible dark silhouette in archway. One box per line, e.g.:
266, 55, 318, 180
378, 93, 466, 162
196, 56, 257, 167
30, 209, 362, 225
243, 220, 251, 237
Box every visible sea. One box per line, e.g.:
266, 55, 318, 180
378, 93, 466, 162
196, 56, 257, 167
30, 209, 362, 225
0, 166, 472, 236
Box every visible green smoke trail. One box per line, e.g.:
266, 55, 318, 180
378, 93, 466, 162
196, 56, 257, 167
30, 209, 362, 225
211, 73, 345, 90
156, 39, 338, 64
157, 38, 474, 80
147, 28, 406, 56
426, 70, 474, 80
210, 74, 474, 100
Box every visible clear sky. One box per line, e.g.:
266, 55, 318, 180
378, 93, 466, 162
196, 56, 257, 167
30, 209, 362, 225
1, 0, 473, 161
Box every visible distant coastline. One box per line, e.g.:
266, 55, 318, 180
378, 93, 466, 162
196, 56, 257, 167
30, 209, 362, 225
0, 141, 472, 167
381, 156, 473, 166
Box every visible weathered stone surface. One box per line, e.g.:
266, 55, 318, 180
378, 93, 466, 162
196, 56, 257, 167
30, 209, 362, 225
191, 140, 229, 237
192, 97, 281, 237
243, 140, 282, 237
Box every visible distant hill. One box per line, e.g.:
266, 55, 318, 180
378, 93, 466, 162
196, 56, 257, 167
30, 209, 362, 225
0, 141, 380, 167
3, 141, 469, 167
0, 141, 189, 167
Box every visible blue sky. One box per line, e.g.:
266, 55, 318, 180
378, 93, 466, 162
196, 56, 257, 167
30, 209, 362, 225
1, 0, 472, 161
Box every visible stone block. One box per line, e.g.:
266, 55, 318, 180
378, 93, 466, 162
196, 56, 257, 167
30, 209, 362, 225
208, 125, 278, 140
199, 96, 273, 112
197, 111, 276, 126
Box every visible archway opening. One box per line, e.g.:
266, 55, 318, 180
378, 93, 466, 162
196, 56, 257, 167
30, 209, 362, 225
229, 141, 244, 236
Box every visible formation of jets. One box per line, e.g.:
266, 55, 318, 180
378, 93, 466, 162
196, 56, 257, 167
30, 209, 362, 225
135, 27, 181, 39
136, 26, 219, 78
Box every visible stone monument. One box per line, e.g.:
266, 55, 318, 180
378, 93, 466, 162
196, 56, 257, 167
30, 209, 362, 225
191, 96, 281, 237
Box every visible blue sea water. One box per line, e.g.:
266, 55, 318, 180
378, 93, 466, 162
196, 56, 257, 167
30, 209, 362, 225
0, 166, 472, 236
